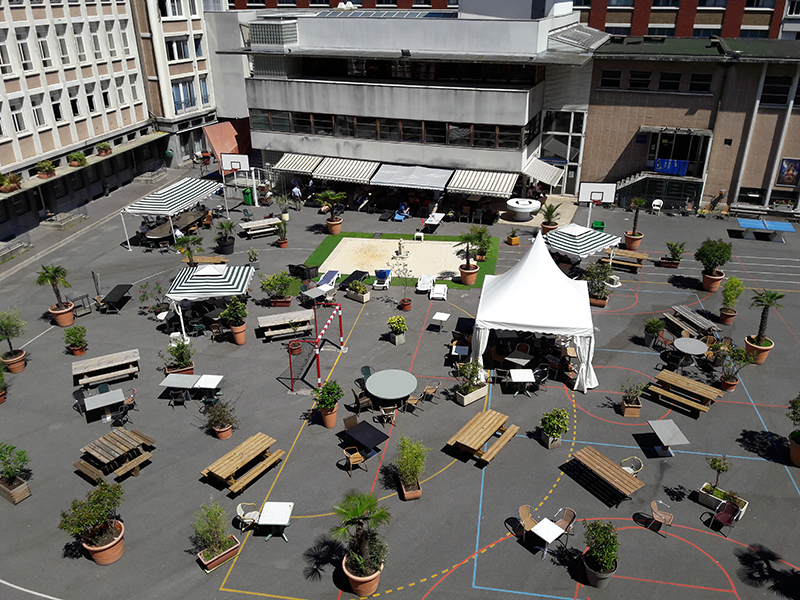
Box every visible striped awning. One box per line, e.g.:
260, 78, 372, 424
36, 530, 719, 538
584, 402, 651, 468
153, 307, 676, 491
273, 153, 323, 175
313, 157, 380, 184
370, 164, 454, 191
522, 157, 565, 188
446, 169, 519, 198
165, 265, 255, 302
125, 177, 222, 217
543, 223, 620, 259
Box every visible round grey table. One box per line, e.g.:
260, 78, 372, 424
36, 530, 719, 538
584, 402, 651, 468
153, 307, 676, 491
673, 337, 708, 367
365, 369, 418, 402
506, 198, 542, 222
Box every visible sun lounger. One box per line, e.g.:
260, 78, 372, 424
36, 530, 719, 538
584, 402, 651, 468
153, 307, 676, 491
430, 284, 448, 301
316, 270, 340, 292
416, 274, 435, 293
373, 269, 392, 290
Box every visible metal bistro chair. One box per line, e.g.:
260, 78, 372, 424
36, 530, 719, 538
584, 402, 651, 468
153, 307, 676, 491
403, 393, 423, 415
343, 415, 358, 431
351, 389, 373, 415
98, 383, 111, 395
107, 404, 131, 427
553, 507, 577, 545
341, 447, 368, 477
169, 389, 189, 409
712, 500, 741, 537
123, 388, 138, 411
374, 405, 398, 429
517, 505, 539, 543
649, 500, 674, 537
620, 456, 643, 477
421, 381, 441, 404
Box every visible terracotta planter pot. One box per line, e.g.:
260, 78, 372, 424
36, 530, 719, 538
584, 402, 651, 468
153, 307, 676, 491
584, 558, 616, 589
214, 425, 233, 440
0, 390, 5, 405
0, 476, 31, 505
343, 557, 383, 597
50, 303, 75, 327
198, 535, 240, 572
476, 253, 487, 262
230, 323, 247, 345
70, 345, 87, 356
624, 231, 643, 250
0, 184, 20, 193
399, 479, 422, 501
459, 264, 479, 286
589, 297, 608, 308
745, 336, 773, 364
288, 341, 302, 355
38, 171, 56, 179
98, 149, 112, 157
83, 521, 125, 565
277, 239, 288, 248
702, 270, 724, 293
790, 438, 800, 467
719, 308, 737, 325
69, 161, 80, 167
166, 362, 194, 375
326, 217, 343, 235
399, 298, 412, 311
507, 236, 520, 246
270, 297, 292, 307
320, 404, 338, 429
720, 377, 739, 392
659, 259, 680, 269
2, 350, 27, 373
540, 223, 558, 235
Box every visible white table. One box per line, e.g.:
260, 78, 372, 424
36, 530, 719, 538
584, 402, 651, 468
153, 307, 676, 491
159, 374, 201, 389
509, 369, 535, 397
84, 389, 125, 413
506, 198, 542, 222
505, 350, 533, 367
365, 369, 418, 402
673, 337, 708, 367
424, 213, 445, 226
432, 312, 450, 334
531, 518, 564, 560
257, 501, 294, 542
451, 345, 469, 361
195, 374, 224, 390
648, 419, 690, 457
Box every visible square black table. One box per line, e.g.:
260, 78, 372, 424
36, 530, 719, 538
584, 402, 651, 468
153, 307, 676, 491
346, 421, 389, 451
101, 284, 133, 314
339, 270, 369, 290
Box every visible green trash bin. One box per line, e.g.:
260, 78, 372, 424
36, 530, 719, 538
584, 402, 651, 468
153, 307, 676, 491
592, 220, 605, 232
242, 188, 253, 206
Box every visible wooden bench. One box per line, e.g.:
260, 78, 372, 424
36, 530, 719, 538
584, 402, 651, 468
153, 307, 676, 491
662, 312, 699, 338
181, 256, 229, 264
74, 460, 105, 483
479, 424, 520, 464
241, 218, 281, 239
72, 350, 140, 388
656, 370, 722, 405
599, 256, 643, 272
572, 446, 644, 502
114, 451, 153, 477
257, 309, 314, 341
130, 430, 156, 447
201, 433, 284, 493
671, 305, 720, 334
229, 450, 285, 493
648, 385, 710, 414
79, 366, 140, 387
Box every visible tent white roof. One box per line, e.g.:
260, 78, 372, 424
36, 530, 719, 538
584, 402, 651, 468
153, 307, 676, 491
166, 264, 255, 301
124, 177, 222, 217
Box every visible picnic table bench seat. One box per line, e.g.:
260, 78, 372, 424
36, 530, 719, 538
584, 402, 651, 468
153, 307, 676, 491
74, 460, 105, 483
240, 218, 281, 239
181, 256, 229, 264
257, 309, 314, 340
599, 256, 643, 272
113, 451, 153, 477
571, 446, 644, 503
201, 432, 284, 494
447, 410, 518, 464
648, 385, 710, 414
72, 350, 140, 387
479, 424, 520, 464
228, 450, 285, 493
662, 312, 700, 338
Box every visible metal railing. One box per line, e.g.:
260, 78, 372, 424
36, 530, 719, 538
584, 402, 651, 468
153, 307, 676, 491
0, 231, 32, 258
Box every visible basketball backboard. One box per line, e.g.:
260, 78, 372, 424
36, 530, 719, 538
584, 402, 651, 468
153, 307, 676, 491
220, 153, 250, 172
578, 182, 616, 206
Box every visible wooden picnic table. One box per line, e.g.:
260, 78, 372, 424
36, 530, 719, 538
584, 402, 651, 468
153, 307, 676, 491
655, 370, 722, 405
257, 309, 314, 340
74, 429, 156, 482
572, 446, 644, 502
201, 432, 285, 494
145, 210, 204, 239
670, 305, 720, 335
240, 217, 281, 239
72, 349, 140, 387
600, 247, 648, 272
446, 410, 520, 464
181, 256, 229, 264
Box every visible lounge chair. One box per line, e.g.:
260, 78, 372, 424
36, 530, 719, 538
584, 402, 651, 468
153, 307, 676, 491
416, 274, 435, 293
316, 270, 340, 290
430, 284, 448, 301
373, 269, 392, 290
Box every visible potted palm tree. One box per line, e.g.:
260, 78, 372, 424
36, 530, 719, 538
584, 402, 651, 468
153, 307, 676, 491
64, 325, 88, 356
455, 229, 481, 286
624, 197, 647, 250
172, 235, 204, 267
719, 276, 744, 324
507, 227, 520, 246
745, 289, 784, 364
583, 520, 619, 588
68, 151, 87, 167
387, 316, 407, 345
718, 346, 754, 391
220, 297, 248, 345
694, 238, 732, 292
246, 247, 260, 270
192, 501, 241, 572
35, 264, 74, 326
36, 160, 56, 179
259, 271, 293, 307
643, 318, 665, 348
314, 380, 343, 428
787, 393, 800, 467
0, 308, 27, 373
58, 482, 125, 565
276, 195, 291, 222
204, 400, 239, 439
316, 190, 346, 234
619, 379, 645, 418
0, 443, 31, 505
159, 338, 195, 374
659, 241, 685, 268
275, 220, 288, 248
456, 360, 489, 406
470, 225, 491, 262
214, 220, 237, 255
395, 436, 430, 501
539, 202, 561, 235
330, 490, 391, 597
540, 407, 570, 448
346, 280, 370, 304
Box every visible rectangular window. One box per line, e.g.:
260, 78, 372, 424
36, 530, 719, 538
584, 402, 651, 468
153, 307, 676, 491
652, 0, 680, 5
401, 120, 423, 143
107, 32, 117, 58
51, 91, 63, 121
10, 99, 26, 132
86, 84, 97, 112
69, 87, 80, 117
689, 73, 713, 92
16, 28, 33, 71
189, 0, 198, 15
312, 114, 334, 136
544, 111, 572, 132
789, 0, 800, 14
355, 117, 377, 140
56, 25, 70, 64
606, 26, 632, 35
271, 111, 291, 132
693, 28, 722, 37
498, 125, 522, 149
172, 80, 195, 113
37, 26, 52, 69
73, 24, 87, 63
250, 109, 269, 130
525, 113, 541, 146
194, 36, 203, 58
473, 124, 497, 148
120, 21, 130, 56
292, 113, 312, 134
698, 0, 727, 5
90, 23, 102, 60
114, 78, 124, 104
168, 0, 183, 17
101, 80, 111, 109
69, 172, 84, 192
659, 72, 681, 91
199, 76, 209, 104
648, 27, 675, 36
0, 31, 11, 75
425, 121, 446, 144
129, 74, 138, 101
600, 70, 622, 88
378, 118, 400, 141
607, 0, 635, 5
166, 38, 189, 61
761, 75, 793, 104
629, 70, 652, 90
334, 115, 353, 137
745, 0, 775, 6
448, 123, 472, 146
739, 28, 769, 37
32, 95, 46, 127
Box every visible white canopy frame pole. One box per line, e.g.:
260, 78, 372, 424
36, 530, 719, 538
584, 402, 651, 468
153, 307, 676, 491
223, 170, 230, 219
171, 299, 188, 340
168, 215, 177, 244
586, 200, 593, 229
121, 212, 132, 251
250, 168, 256, 209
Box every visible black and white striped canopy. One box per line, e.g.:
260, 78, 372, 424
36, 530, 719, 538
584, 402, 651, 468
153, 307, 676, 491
166, 265, 255, 301
543, 223, 620, 259
125, 177, 222, 217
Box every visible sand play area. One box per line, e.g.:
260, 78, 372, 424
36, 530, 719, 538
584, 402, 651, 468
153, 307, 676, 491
319, 238, 463, 280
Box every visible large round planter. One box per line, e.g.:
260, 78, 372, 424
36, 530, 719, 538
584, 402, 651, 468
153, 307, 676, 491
70, 345, 87, 356
198, 535, 240, 571
320, 404, 338, 429
214, 425, 233, 440
399, 298, 412, 311
790, 439, 800, 467
745, 336, 773, 364
38, 171, 56, 179
720, 377, 739, 392
584, 557, 616, 589
343, 557, 383, 597
624, 232, 643, 251
230, 323, 247, 345
719, 308, 737, 325
399, 479, 422, 501
326, 217, 343, 235
50, 303, 75, 327
540, 223, 558, 235
459, 264, 479, 286
217, 238, 235, 255
702, 270, 724, 293
83, 521, 125, 565
0, 476, 31, 505
166, 362, 194, 375
2, 350, 27, 373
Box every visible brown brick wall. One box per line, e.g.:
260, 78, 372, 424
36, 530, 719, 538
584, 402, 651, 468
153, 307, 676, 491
649, 12, 677, 25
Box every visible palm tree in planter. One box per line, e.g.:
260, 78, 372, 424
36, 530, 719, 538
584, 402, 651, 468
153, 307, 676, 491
624, 197, 647, 250
316, 190, 347, 234
468, 225, 492, 262
456, 360, 488, 406
275, 220, 288, 248
314, 380, 343, 428
159, 338, 195, 374
192, 500, 240, 572
0, 308, 27, 373
659, 241, 685, 268
786, 393, 800, 467
395, 436, 430, 501
582, 520, 619, 589
0, 443, 31, 505
58, 482, 125, 565
643, 318, 665, 348
719, 276, 744, 325
718, 346, 754, 391
330, 489, 391, 597
454, 228, 482, 286
694, 238, 732, 292
507, 227, 520, 246
539, 202, 561, 235
387, 316, 407, 346
220, 297, 248, 345
172, 235, 204, 267
619, 378, 646, 418
259, 271, 294, 307
204, 400, 239, 439
214, 220, 237, 255
64, 325, 88, 356
540, 408, 570, 448
745, 289, 784, 364
35, 264, 74, 326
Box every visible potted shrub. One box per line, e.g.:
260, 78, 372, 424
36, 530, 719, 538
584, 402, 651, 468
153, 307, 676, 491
470, 225, 492, 262
719, 276, 744, 325
67, 151, 87, 167
539, 202, 561, 235
643, 318, 665, 348
624, 197, 647, 250
694, 238, 732, 292
6, 172, 23, 191
0, 443, 31, 505
316, 190, 346, 234
138, 281, 169, 314
455, 229, 481, 286
35, 264, 74, 326
395, 436, 430, 501
0, 368, 6, 405
314, 380, 343, 428
456, 360, 489, 406
346, 279, 370, 304
393, 257, 414, 311
786, 393, 800, 467
276, 195, 291, 222
287, 322, 304, 355
247, 246, 260, 270
744, 289, 784, 364
698, 455, 749, 518
582, 262, 614, 308
718, 346, 754, 391
540, 407, 569, 448
619, 379, 645, 418
275, 221, 288, 248
96, 142, 112, 157
192, 501, 241, 572
159, 338, 195, 374
387, 316, 407, 346
659, 241, 685, 268
330, 490, 391, 597
36, 160, 56, 179
220, 297, 248, 345
204, 400, 239, 439
259, 271, 293, 308
58, 482, 125, 565
64, 325, 88, 356
583, 520, 619, 589
0, 308, 27, 373
172, 235, 204, 267
0, 173, 23, 191
507, 227, 520, 246
214, 220, 237, 255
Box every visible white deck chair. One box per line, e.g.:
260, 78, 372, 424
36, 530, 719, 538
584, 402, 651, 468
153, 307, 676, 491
416, 274, 435, 293
651, 199, 663, 216
316, 270, 340, 291
430, 284, 448, 301
373, 269, 392, 290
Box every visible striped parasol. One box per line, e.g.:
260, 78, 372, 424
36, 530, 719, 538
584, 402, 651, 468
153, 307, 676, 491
125, 177, 222, 216
543, 223, 621, 259
166, 265, 255, 302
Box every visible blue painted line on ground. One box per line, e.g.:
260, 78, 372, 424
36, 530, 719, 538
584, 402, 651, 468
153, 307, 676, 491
564, 439, 771, 462
473, 584, 574, 599
473, 379, 491, 587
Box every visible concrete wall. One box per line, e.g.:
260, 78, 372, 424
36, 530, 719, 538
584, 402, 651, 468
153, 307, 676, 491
459, 0, 574, 20
205, 11, 254, 119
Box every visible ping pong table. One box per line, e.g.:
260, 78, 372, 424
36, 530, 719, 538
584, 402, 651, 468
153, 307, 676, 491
736, 218, 795, 243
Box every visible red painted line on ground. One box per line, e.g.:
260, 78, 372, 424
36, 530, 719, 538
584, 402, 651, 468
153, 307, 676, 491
716, 399, 787, 408
370, 418, 394, 496
408, 300, 435, 373
611, 575, 734, 593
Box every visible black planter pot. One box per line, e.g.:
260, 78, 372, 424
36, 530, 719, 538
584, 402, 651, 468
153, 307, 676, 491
217, 238, 235, 255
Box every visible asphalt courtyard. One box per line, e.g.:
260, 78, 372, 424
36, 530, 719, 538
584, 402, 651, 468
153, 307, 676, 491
0, 185, 798, 600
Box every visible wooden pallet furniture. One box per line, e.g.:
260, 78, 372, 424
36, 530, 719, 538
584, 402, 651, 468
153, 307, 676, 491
201, 432, 285, 494
661, 312, 699, 338
240, 217, 281, 239
651, 370, 722, 415
571, 446, 644, 504
447, 410, 520, 464
257, 309, 314, 341
76, 428, 156, 482
72, 350, 140, 387
669, 305, 720, 335
599, 248, 648, 272
648, 385, 710, 414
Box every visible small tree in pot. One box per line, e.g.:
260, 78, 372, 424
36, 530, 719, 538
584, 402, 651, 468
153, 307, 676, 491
619, 378, 645, 418
786, 393, 800, 467
395, 436, 430, 501
583, 520, 619, 588
314, 380, 343, 428
456, 360, 488, 406
694, 238, 732, 292
643, 318, 665, 348
540, 407, 569, 448
718, 346, 754, 391
0, 308, 27, 373
159, 338, 195, 374
220, 297, 248, 345
204, 400, 239, 439
387, 316, 407, 346
259, 271, 294, 307
35, 264, 74, 326
455, 229, 482, 285
624, 197, 647, 250
64, 325, 88, 356
36, 160, 56, 179
719, 276, 744, 324
172, 235, 204, 267
316, 190, 347, 234
660, 241, 685, 268
192, 500, 240, 571
214, 220, 237, 255
0, 443, 31, 505
745, 289, 784, 364
275, 220, 288, 248
582, 262, 614, 307
507, 227, 519, 246
539, 202, 561, 234
58, 482, 125, 565
391, 257, 414, 310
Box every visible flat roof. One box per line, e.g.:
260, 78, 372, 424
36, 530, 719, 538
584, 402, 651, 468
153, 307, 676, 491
596, 36, 800, 63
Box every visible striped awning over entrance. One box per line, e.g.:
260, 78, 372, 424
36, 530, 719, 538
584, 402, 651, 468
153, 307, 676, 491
543, 223, 621, 259
446, 169, 519, 198
522, 157, 565, 188
312, 157, 380, 184
370, 164, 454, 191
124, 178, 222, 217
165, 265, 255, 302
273, 153, 324, 175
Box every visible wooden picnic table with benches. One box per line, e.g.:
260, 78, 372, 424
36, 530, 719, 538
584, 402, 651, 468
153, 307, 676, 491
74, 428, 156, 482
72, 349, 140, 388
257, 309, 314, 341
446, 410, 520, 464
571, 446, 644, 505
240, 218, 281, 239
649, 370, 723, 415
600, 248, 649, 272
668, 305, 720, 336
201, 432, 285, 494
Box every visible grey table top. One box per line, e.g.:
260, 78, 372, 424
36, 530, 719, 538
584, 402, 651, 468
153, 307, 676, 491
509, 369, 535, 383
84, 388, 125, 412
674, 337, 708, 356
365, 369, 418, 401
506, 350, 533, 366
159, 374, 201, 388
648, 419, 690, 447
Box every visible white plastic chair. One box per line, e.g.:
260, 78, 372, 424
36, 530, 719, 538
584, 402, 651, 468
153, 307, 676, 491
430, 284, 448, 301
416, 274, 435, 293
651, 199, 663, 216
237, 503, 261, 533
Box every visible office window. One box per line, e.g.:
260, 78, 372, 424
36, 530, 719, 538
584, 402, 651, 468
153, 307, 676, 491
544, 111, 572, 133
116, 77, 125, 104
16, 28, 33, 71
56, 25, 69, 65
293, 113, 312, 134
50, 91, 63, 121
0, 31, 11, 75
189, 0, 198, 15
199, 76, 209, 104
107, 31, 117, 58
789, 0, 800, 14
90, 23, 102, 60
574, 0, 591, 6
648, 27, 675, 35
85, 84, 97, 113
69, 87, 80, 116
166, 38, 189, 61
628, 71, 652, 90
194, 36, 203, 58
333, 115, 352, 136
698, 0, 726, 5
37, 26, 52, 69
32, 95, 46, 127
120, 21, 130, 56
425, 121, 446, 144
498, 125, 522, 149
10, 99, 26, 132
761, 75, 793, 104
652, 0, 679, 5
607, 0, 635, 5
73, 24, 87, 63
271, 111, 291, 132
606, 26, 631, 34
659, 72, 681, 91
689, 73, 713, 92
312, 114, 334, 136
378, 118, 400, 141
745, 0, 775, 6
739, 28, 769, 37
448, 123, 471, 146
171, 80, 196, 113
400, 120, 423, 142
129, 74, 138, 101
600, 70, 622, 88
160, 0, 184, 17
473, 124, 497, 148
101, 80, 111, 109
693, 28, 722, 36
355, 117, 377, 140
